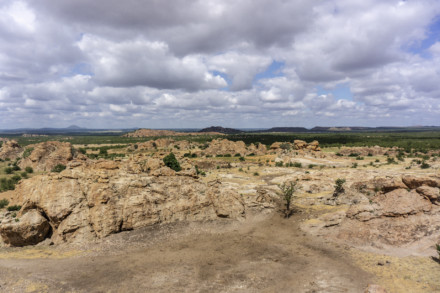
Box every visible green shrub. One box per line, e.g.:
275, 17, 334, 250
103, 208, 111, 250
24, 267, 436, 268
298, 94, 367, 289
239, 156, 245, 161
292, 162, 302, 168
51, 164, 66, 173
7, 205, 21, 211
22, 147, 34, 158
79, 148, 87, 154
0, 178, 16, 191
308, 164, 316, 169
278, 181, 298, 218
0, 199, 9, 208
421, 161, 430, 169
234, 153, 241, 157
25, 166, 33, 173
253, 172, 259, 176
4, 167, 13, 174
436, 244, 440, 259
387, 157, 397, 164
163, 153, 181, 172
20, 172, 28, 179
12, 165, 20, 171
275, 161, 283, 167
11, 175, 21, 183
280, 143, 291, 150
352, 162, 358, 168
223, 154, 232, 157
333, 178, 346, 196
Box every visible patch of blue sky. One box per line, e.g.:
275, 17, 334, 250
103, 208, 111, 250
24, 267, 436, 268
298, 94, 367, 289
212, 70, 231, 91
317, 83, 353, 101
254, 60, 285, 81
406, 15, 440, 58
68, 62, 94, 77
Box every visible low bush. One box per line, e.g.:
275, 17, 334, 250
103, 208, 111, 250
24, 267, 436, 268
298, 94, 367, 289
7, 205, 21, 212
51, 164, 66, 173
0, 199, 9, 208
163, 153, 181, 172
25, 166, 33, 173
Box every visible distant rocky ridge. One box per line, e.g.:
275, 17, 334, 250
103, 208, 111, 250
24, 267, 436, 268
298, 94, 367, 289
123, 128, 223, 137
199, 126, 243, 134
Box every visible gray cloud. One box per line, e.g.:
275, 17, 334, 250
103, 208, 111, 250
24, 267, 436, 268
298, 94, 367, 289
0, 0, 439, 128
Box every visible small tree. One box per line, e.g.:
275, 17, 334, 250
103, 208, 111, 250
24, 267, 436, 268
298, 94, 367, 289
163, 152, 181, 172
278, 181, 298, 218
333, 178, 346, 197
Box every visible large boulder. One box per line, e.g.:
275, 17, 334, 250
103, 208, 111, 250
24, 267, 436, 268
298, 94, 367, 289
0, 210, 51, 246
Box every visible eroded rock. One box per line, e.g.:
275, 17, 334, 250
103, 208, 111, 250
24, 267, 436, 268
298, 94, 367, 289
0, 210, 51, 246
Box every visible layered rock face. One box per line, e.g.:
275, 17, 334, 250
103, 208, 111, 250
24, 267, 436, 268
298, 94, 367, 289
307, 175, 440, 248
19, 141, 73, 172
269, 140, 321, 152
0, 157, 247, 246
0, 140, 23, 160
204, 139, 266, 156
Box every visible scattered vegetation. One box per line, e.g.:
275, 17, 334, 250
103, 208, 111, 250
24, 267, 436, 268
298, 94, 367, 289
22, 147, 34, 158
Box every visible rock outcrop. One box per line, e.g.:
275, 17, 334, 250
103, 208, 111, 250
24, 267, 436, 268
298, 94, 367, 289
0, 140, 23, 160
304, 175, 440, 249
19, 141, 73, 172
0, 157, 250, 246
204, 139, 248, 156
269, 140, 321, 152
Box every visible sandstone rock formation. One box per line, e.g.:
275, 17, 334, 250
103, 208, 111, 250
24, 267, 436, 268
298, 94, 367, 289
0, 157, 254, 246
204, 139, 248, 156
19, 141, 73, 172
269, 140, 321, 152
0, 140, 23, 160
305, 175, 440, 249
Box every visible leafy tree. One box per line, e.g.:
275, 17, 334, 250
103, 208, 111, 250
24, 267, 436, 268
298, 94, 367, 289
163, 153, 181, 172
278, 181, 298, 218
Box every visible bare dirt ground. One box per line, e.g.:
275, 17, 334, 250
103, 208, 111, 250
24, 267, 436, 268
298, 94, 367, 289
0, 212, 372, 293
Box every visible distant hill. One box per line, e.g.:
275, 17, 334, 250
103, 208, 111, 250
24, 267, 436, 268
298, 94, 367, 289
199, 126, 243, 134
250, 127, 309, 133
66, 125, 83, 130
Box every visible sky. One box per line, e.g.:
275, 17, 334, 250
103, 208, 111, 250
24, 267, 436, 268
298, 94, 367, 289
1, 0, 440, 129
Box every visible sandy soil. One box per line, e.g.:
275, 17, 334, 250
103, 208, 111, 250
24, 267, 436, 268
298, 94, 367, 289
0, 212, 372, 293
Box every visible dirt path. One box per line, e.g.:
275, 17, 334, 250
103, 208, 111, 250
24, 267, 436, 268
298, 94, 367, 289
0, 213, 372, 293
